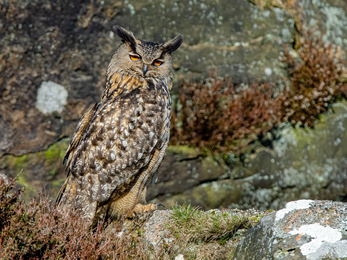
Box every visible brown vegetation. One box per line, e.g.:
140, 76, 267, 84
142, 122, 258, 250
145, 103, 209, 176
170, 76, 283, 153
281, 30, 346, 127
0, 177, 150, 259
170, 31, 347, 152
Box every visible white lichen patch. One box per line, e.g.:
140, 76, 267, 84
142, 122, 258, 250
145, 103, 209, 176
289, 223, 342, 258
275, 200, 313, 221
310, 240, 347, 259
35, 81, 68, 115
264, 67, 272, 76
301, 0, 347, 48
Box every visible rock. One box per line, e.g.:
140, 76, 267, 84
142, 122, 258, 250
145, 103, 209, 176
0, 138, 70, 202
0, 0, 109, 158
0, 0, 295, 158
143, 210, 173, 251
227, 100, 347, 210
110, 0, 295, 84
233, 200, 347, 260
149, 100, 347, 211
282, 0, 347, 60
141, 207, 266, 259
147, 146, 231, 208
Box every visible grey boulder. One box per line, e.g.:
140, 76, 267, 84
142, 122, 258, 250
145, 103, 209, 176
233, 200, 347, 260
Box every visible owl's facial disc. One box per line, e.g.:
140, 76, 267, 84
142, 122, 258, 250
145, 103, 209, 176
111, 26, 183, 80
128, 50, 165, 77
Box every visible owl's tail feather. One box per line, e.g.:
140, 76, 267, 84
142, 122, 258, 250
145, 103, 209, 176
54, 176, 69, 208
54, 175, 97, 223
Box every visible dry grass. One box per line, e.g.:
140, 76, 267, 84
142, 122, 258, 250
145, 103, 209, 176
165, 205, 267, 259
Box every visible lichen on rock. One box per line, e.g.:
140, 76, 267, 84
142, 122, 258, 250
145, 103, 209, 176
233, 200, 347, 260
35, 81, 68, 115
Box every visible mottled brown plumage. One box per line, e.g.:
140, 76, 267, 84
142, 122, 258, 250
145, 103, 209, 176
55, 27, 182, 222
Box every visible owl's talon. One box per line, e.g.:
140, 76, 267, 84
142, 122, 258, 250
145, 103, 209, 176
133, 211, 139, 218
155, 203, 165, 209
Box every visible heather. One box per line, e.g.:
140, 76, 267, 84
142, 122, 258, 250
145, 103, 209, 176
0, 177, 149, 259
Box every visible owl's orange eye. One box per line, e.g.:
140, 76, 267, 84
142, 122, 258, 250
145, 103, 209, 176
154, 60, 163, 66
130, 55, 140, 61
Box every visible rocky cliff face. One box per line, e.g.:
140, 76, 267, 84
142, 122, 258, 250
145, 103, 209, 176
1, 0, 347, 210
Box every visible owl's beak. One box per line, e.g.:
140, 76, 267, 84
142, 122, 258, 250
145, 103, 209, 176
143, 64, 148, 76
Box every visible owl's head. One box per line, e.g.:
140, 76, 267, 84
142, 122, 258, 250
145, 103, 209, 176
107, 26, 182, 81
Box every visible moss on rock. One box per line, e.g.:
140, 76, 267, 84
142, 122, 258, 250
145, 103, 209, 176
0, 139, 70, 202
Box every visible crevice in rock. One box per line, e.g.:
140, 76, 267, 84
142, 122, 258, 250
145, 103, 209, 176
177, 154, 205, 163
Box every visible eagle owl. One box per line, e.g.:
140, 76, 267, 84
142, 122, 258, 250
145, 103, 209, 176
55, 26, 182, 222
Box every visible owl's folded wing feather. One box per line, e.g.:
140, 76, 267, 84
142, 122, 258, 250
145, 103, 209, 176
55, 103, 99, 207
63, 103, 99, 167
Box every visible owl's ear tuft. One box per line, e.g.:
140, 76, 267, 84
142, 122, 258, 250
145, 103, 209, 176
115, 26, 138, 49
162, 35, 183, 54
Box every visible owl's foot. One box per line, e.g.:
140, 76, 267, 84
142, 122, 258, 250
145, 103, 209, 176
116, 204, 165, 231
128, 203, 165, 219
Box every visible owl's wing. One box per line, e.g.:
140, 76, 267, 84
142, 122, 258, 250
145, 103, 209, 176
56, 85, 170, 219
63, 103, 99, 166
55, 103, 98, 208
